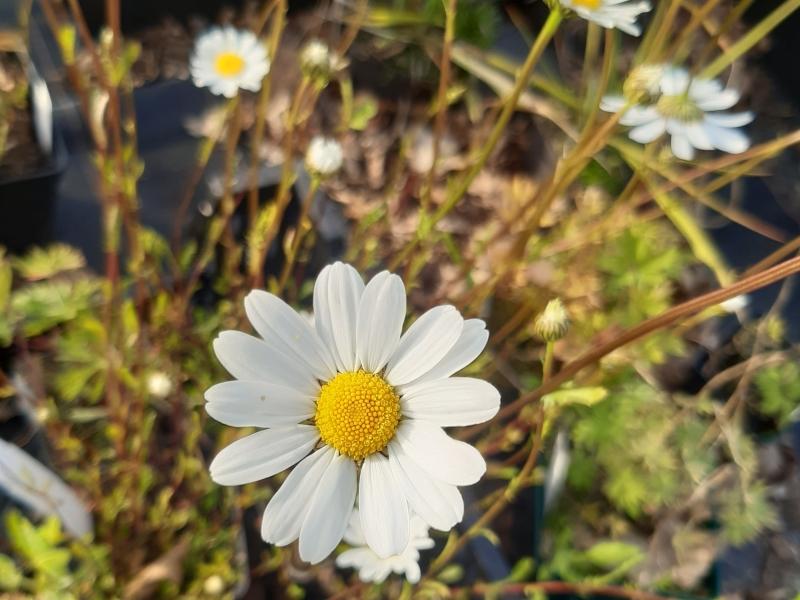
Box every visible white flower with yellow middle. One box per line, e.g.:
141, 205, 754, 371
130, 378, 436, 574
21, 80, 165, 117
206, 262, 499, 564
602, 65, 754, 160
336, 510, 434, 584
560, 0, 652, 36
190, 26, 270, 98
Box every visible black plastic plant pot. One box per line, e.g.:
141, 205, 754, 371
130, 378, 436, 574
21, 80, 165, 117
0, 134, 66, 255
0, 64, 67, 255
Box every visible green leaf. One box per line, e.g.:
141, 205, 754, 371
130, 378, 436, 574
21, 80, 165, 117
12, 244, 85, 281
0, 554, 22, 591
583, 541, 644, 570
349, 95, 378, 131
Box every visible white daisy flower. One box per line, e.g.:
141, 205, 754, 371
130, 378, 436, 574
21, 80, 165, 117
190, 26, 270, 98
601, 66, 754, 161
336, 510, 434, 584
306, 136, 344, 177
206, 262, 499, 564
559, 0, 652, 36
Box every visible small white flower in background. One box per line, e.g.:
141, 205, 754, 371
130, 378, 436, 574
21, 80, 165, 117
146, 371, 173, 399
0, 438, 92, 538
299, 39, 344, 82
602, 65, 754, 161
306, 136, 344, 177
206, 262, 499, 564
721, 294, 750, 317
559, 0, 652, 36
190, 26, 270, 98
336, 510, 434, 584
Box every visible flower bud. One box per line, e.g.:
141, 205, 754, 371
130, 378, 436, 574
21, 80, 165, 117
305, 136, 343, 178
534, 298, 570, 342
623, 63, 665, 104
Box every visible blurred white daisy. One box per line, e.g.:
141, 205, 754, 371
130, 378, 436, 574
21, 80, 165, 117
299, 39, 344, 81
306, 136, 344, 177
559, 0, 652, 36
601, 66, 754, 160
336, 510, 434, 583
190, 26, 270, 98
206, 262, 499, 564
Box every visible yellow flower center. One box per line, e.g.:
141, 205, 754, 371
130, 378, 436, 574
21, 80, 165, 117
214, 52, 246, 77
572, 0, 602, 9
656, 94, 703, 123
315, 371, 401, 461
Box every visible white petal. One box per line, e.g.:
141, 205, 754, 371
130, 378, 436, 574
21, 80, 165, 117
395, 420, 486, 486
619, 105, 660, 127
685, 122, 714, 151
410, 319, 488, 384
400, 377, 500, 426
299, 452, 357, 564
660, 66, 691, 95
212, 331, 319, 395
696, 89, 740, 111
404, 561, 422, 584
359, 454, 410, 558
0, 438, 92, 538
356, 272, 406, 373
704, 111, 754, 128
343, 511, 367, 545
705, 123, 750, 154
209, 426, 318, 486
244, 291, 336, 381
388, 440, 464, 531
628, 118, 666, 144
386, 306, 464, 386
261, 446, 335, 546
670, 132, 695, 160
204, 381, 315, 427
314, 263, 364, 372
336, 547, 374, 569
600, 95, 626, 113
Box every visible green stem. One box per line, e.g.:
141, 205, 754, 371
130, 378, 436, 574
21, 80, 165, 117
543, 341, 555, 383
389, 8, 563, 271
700, 0, 800, 79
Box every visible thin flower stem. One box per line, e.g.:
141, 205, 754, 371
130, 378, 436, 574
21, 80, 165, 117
700, 0, 800, 79
183, 97, 243, 299
276, 177, 321, 295
421, 0, 457, 212
248, 77, 312, 289
246, 1, 286, 245
389, 8, 563, 271
426, 338, 556, 579
460, 580, 665, 600
638, 0, 681, 63
696, 0, 756, 67
542, 341, 555, 382
463, 254, 800, 444
669, 0, 724, 65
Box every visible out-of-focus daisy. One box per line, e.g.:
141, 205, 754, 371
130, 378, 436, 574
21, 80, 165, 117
299, 39, 344, 82
601, 66, 754, 160
206, 262, 499, 564
305, 136, 344, 178
336, 510, 434, 583
559, 0, 652, 36
190, 26, 270, 98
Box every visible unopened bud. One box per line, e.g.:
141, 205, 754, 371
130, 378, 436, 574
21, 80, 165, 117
623, 63, 665, 104
534, 298, 570, 342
